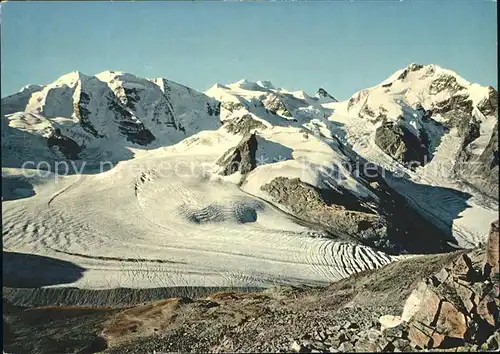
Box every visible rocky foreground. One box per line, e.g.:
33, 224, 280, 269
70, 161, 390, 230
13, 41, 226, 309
3, 220, 498, 354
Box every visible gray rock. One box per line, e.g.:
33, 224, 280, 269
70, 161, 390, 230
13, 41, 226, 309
262, 93, 293, 118
107, 96, 156, 145
397, 63, 424, 81
217, 133, 258, 176
432, 94, 473, 129
374, 120, 428, 169
260, 176, 388, 246
428, 74, 465, 95
382, 324, 408, 339
327, 325, 342, 334
221, 101, 245, 114
224, 114, 267, 135
316, 88, 338, 102
47, 128, 82, 160
391, 338, 413, 352
355, 337, 380, 352
329, 332, 349, 347
343, 322, 359, 330
429, 92, 498, 197
456, 121, 498, 199
337, 341, 354, 353
477, 86, 498, 117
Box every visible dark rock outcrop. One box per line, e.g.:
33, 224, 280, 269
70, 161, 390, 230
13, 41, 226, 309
477, 86, 498, 116
477, 86, 498, 117
149, 99, 177, 128
315, 88, 338, 102
260, 168, 455, 255
217, 133, 258, 176
453, 89, 499, 199
347, 89, 369, 112
374, 121, 428, 169
206, 102, 221, 117
428, 75, 465, 96
107, 97, 156, 146
447, 90, 498, 199
397, 63, 424, 81
430, 89, 498, 198
432, 94, 474, 130
262, 93, 293, 118
260, 176, 387, 245
73, 91, 102, 138
122, 87, 141, 110
223, 114, 267, 135
459, 116, 481, 149
221, 101, 245, 114
47, 128, 82, 160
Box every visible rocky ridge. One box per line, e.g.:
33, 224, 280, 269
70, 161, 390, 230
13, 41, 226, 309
1, 71, 221, 167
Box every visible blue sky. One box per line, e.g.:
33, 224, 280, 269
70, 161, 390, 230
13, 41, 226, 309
1, 1, 497, 100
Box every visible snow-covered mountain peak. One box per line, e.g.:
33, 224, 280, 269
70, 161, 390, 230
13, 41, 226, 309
19, 84, 44, 94
338, 62, 497, 201
379, 63, 474, 90
95, 71, 153, 91
315, 88, 338, 102
229, 79, 270, 91
2, 70, 222, 164
347, 62, 494, 119
209, 83, 230, 91
53, 71, 89, 87
256, 80, 276, 90
95, 70, 126, 82
232, 79, 252, 86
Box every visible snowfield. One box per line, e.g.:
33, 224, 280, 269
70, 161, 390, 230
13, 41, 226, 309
2, 63, 497, 290
2, 147, 395, 289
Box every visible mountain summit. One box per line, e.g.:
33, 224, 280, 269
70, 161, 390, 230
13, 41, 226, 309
315, 87, 338, 102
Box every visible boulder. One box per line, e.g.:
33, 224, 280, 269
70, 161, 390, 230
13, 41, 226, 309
379, 315, 403, 332
337, 341, 354, 353
476, 290, 499, 328
434, 301, 467, 340
391, 338, 413, 352
355, 329, 386, 352
405, 288, 469, 349
401, 221, 500, 349
484, 331, 500, 351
